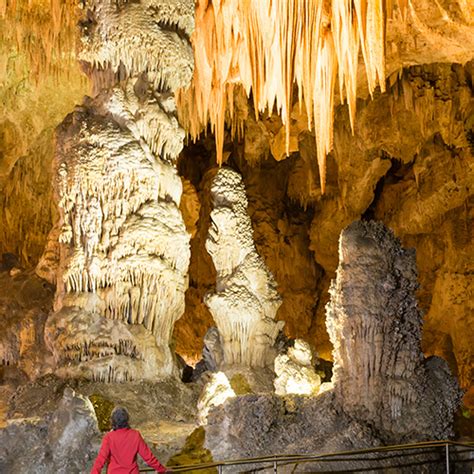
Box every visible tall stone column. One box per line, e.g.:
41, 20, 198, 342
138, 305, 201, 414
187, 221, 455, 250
205, 167, 284, 367
41, 0, 195, 382
327, 220, 461, 441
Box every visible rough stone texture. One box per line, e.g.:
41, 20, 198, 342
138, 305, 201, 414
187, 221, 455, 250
0, 43, 86, 267
45, 306, 168, 383
2, 374, 200, 472
383, 1, 474, 90
205, 221, 462, 465
239, 155, 322, 346
173, 162, 216, 363
45, 88, 189, 379
79, 0, 195, 91
201, 326, 224, 373
0, 133, 57, 268
0, 1, 472, 465
205, 391, 460, 473
306, 62, 474, 390
0, 268, 54, 379
205, 167, 284, 367
327, 221, 462, 443
180, 178, 201, 239
205, 391, 378, 466
1, 4, 473, 388
174, 151, 320, 366
0, 387, 101, 474
368, 64, 474, 394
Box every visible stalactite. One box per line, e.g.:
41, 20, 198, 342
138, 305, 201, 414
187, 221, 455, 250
0, 0, 78, 81
176, 0, 404, 192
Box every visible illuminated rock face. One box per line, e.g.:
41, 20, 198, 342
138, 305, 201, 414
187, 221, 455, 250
197, 371, 235, 425
305, 63, 474, 377
79, 0, 194, 91
43, 0, 194, 381
273, 340, 321, 396
205, 168, 284, 367
327, 220, 462, 441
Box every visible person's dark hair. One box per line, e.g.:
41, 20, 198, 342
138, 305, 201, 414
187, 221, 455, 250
111, 406, 130, 430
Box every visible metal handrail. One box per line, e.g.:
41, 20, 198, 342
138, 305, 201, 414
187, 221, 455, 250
140, 439, 474, 473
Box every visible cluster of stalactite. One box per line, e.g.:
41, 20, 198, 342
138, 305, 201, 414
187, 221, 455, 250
177, 0, 408, 192
0, 0, 78, 80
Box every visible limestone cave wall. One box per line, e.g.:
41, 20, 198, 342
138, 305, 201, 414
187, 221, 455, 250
0, 30, 87, 266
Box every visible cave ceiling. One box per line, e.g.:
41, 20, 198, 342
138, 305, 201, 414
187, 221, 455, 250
1, 0, 473, 190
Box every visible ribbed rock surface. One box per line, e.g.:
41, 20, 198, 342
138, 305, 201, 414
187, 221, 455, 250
205, 220, 462, 464
327, 221, 462, 442
43, 0, 195, 381
304, 62, 474, 395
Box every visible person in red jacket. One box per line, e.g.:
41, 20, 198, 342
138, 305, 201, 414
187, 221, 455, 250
91, 406, 171, 473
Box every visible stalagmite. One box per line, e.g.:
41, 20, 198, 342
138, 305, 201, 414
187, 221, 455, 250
326, 220, 462, 441
197, 372, 236, 425
273, 340, 321, 396
204, 167, 284, 367
43, 0, 195, 381
204, 221, 464, 460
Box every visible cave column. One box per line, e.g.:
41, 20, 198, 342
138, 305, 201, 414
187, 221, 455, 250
326, 221, 461, 440
39, 0, 195, 381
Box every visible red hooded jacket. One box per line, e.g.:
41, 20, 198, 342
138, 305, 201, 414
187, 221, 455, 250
90, 428, 167, 473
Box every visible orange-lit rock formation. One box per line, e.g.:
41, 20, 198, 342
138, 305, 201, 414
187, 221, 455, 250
0, 1, 472, 469
204, 221, 461, 464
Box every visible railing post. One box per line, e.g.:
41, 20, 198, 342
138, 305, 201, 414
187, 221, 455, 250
273, 460, 278, 473
445, 443, 450, 474
218, 464, 223, 474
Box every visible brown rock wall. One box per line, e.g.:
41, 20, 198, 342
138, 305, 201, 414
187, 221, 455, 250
306, 62, 473, 390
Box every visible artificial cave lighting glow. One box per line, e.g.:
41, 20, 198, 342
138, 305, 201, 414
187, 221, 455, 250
0, 0, 78, 80
177, 0, 408, 193
197, 371, 236, 425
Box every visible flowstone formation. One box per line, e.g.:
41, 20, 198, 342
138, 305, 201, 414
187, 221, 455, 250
205, 221, 461, 461
327, 220, 462, 442
42, 0, 195, 382
204, 167, 284, 367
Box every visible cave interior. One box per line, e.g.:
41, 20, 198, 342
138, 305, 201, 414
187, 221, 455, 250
0, 0, 473, 472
